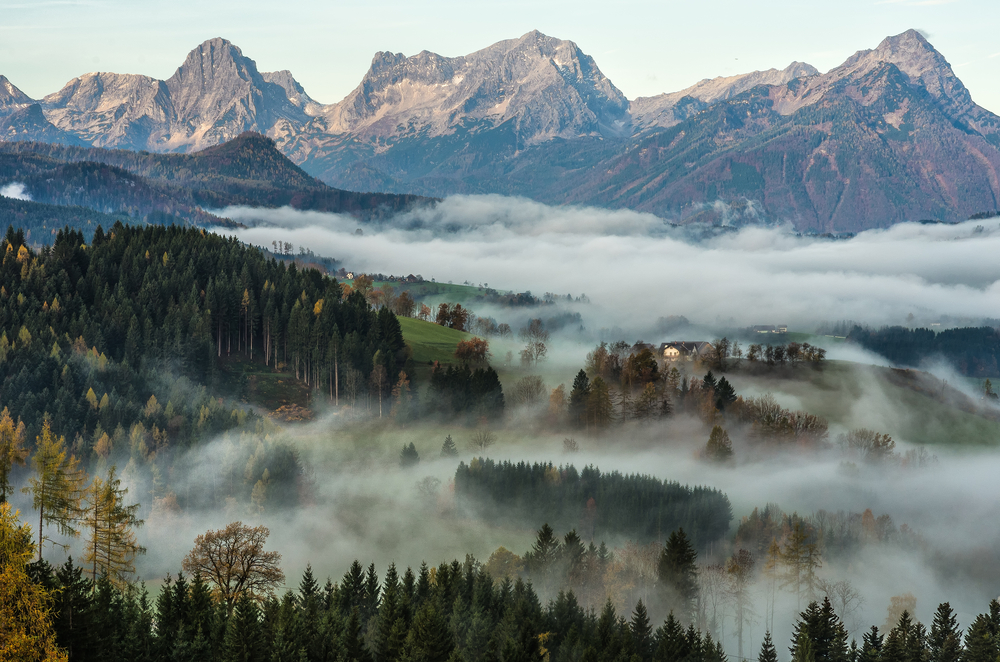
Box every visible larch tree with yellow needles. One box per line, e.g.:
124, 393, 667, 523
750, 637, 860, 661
22, 420, 88, 560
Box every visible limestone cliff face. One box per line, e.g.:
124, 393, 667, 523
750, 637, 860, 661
630, 62, 819, 129
316, 30, 631, 144
37, 38, 311, 152
0, 104, 89, 146
0, 76, 34, 113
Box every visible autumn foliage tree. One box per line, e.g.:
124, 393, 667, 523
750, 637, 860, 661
23, 420, 87, 560
182, 521, 285, 616
0, 408, 26, 504
455, 337, 490, 364
0, 503, 68, 662
83, 465, 145, 587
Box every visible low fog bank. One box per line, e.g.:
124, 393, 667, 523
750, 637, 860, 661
216, 196, 1000, 332
0, 182, 31, 201
19, 400, 1000, 653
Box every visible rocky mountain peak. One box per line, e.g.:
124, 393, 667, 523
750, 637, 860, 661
166, 37, 263, 101
321, 30, 630, 144
261, 70, 319, 113
0, 76, 33, 112
630, 61, 819, 129
839, 28, 952, 92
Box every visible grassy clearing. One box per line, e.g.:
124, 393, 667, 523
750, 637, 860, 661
343, 280, 487, 304
400, 317, 472, 365
728, 360, 1000, 447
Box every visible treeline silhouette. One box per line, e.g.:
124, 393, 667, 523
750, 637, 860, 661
454, 459, 733, 548
848, 325, 1000, 377
17, 549, 1000, 662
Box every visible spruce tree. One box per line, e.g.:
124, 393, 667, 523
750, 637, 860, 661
793, 630, 817, 662
630, 599, 654, 662
963, 603, 1000, 662
405, 601, 454, 662
655, 613, 688, 662
569, 370, 591, 427
929, 603, 963, 662
400, 442, 420, 468
760, 631, 779, 662
714, 377, 737, 410
441, 435, 458, 457
223, 592, 264, 662
657, 528, 699, 623
860, 624, 884, 662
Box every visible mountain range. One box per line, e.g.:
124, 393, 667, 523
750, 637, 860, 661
2, 30, 999, 231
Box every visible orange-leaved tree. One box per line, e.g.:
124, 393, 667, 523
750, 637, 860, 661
455, 337, 490, 364
183, 521, 284, 616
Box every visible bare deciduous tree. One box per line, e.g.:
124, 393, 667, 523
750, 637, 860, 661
468, 429, 497, 453
182, 521, 284, 616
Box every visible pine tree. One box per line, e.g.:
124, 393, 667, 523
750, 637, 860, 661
860, 626, 884, 662
83, 465, 146, 587
705, 425, 734, 462
714, 377, 737, 410
441, 435, 458, 457
793, 630, 817, 662
400, 442, 420, 468
631, 599, 654, 662
760, 631, 779, 662
655, 612, 688, 662
586, 376, 613, 431
928, 603, 963, 662
569, 370, 591, 428
222, 592, 265, 662
23, 419, 87, 560
657, 528, 699, 624
961, 601, 998, 662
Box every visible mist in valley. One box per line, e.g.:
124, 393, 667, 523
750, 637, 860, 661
7, 192, 998, 660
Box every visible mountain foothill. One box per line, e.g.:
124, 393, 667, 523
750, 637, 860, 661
1, 29, 1000, 231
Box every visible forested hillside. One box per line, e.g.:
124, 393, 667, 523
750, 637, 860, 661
847, 326, 1000, 377
0, 223, 407, 447
0, 134, 429, 227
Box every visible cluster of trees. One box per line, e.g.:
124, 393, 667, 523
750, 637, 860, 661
847, 325, 1000, 377
427, 364, 505, 421
726, 394, 830, 446
343, 275, 417, 320
734, 503, 914, 569
7, 501, 1000, 662
0, 223, 408, 445
0, 196, 131, 245
0, 418, 146, 586
710, 337, 827, 372
435, 303, 471, 331
454, 459, 733, 548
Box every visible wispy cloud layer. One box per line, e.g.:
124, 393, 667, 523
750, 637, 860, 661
217, 196, 1000, 331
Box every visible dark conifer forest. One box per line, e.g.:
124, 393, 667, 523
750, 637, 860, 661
0, 223, 408, 445
455, 460, 733, 548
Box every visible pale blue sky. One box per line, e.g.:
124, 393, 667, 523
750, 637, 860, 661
2, 0, 998, 113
